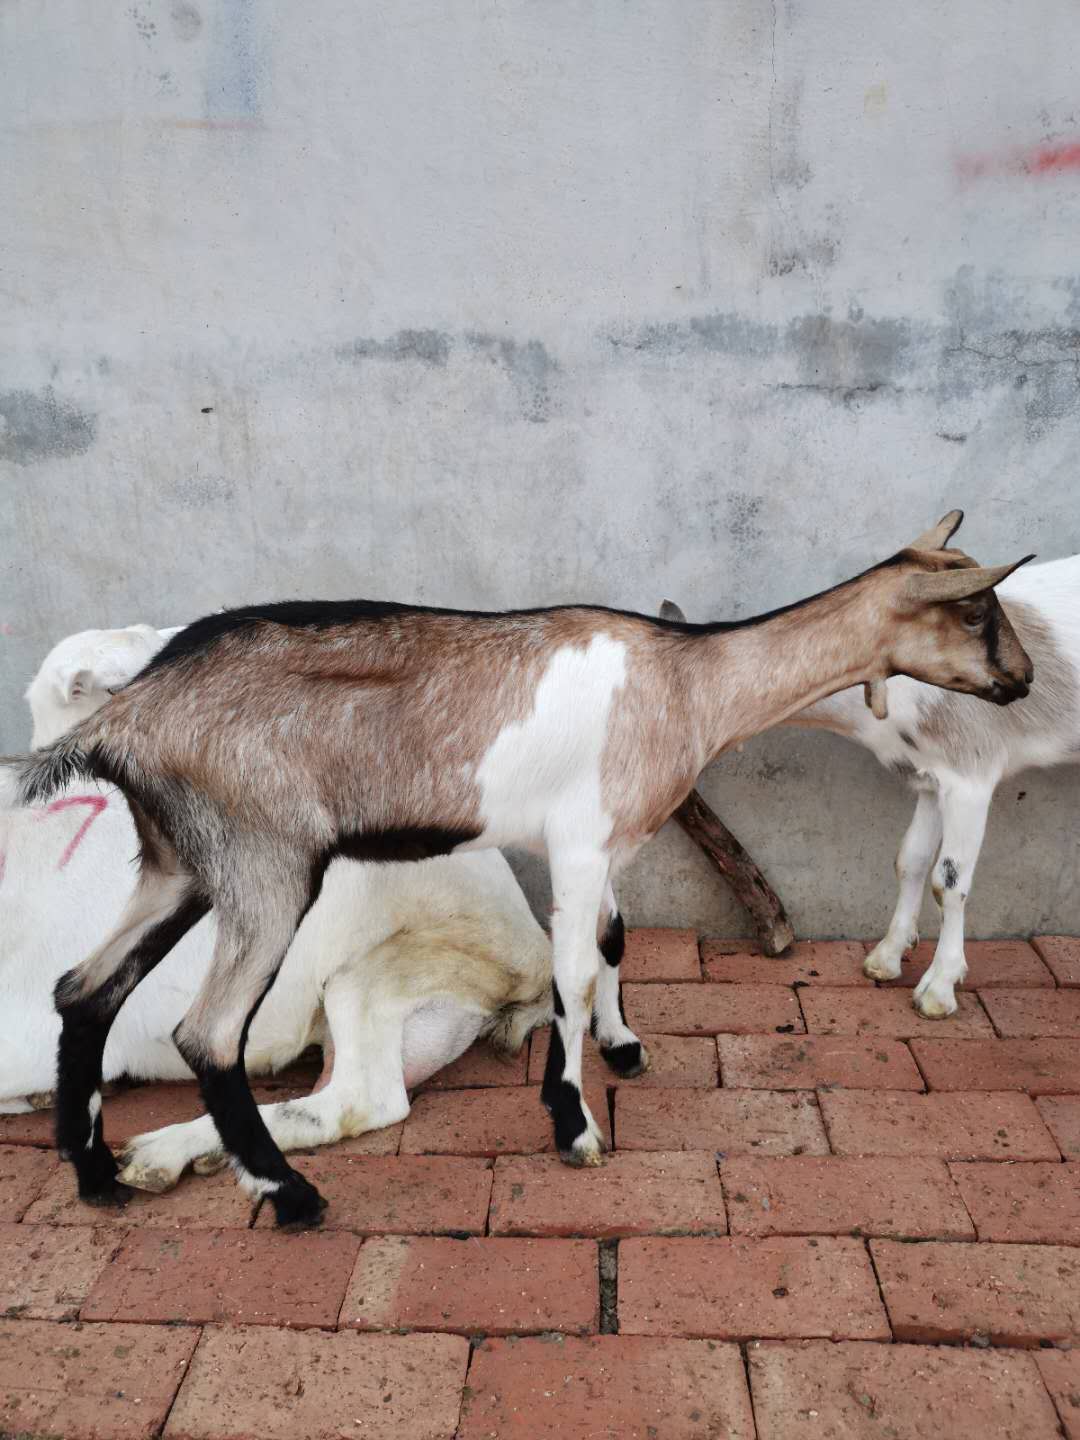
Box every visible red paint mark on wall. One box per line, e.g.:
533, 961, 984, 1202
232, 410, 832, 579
39, 793, 109, 869
957, 138, 1080, 184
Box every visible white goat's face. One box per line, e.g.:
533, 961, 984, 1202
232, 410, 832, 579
26, 624, 172, 749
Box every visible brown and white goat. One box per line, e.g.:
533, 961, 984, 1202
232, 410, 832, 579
11, 511, 1034, 1226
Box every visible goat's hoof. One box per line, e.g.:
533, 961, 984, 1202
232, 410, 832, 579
116, 1160, 179, 1194
863, 949, 903, 982
600, 1040, 650, 1078
560, 1140, 605, 1169
80, 1179, 134, 1208
271, 1175, 328, 1229
913, 989, 957, 1020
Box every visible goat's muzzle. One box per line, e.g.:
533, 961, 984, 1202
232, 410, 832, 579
984, 674, 1031, 705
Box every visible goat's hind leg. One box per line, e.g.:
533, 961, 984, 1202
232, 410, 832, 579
55, 861, 208, 1204
592, 883, 649, 1078
173, 871, 327, 1228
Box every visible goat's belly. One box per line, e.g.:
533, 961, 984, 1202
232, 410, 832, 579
401, 1000, 486, 1089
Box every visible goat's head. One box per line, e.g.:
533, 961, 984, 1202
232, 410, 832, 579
26, 624, 178, 749
871, 510, 1034, 714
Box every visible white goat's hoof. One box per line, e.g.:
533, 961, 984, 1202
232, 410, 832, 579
116, 1156, 183, 1193
116, 1134, 187, 1193
912, 978, 958, 1019
561, 1109, 606, 1168
863, 945, 903, 982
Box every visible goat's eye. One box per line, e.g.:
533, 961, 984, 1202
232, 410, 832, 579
963, 608, 986, 630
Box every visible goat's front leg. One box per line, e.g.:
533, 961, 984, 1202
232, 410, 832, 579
592, 882, 649, 1077
542, 847, 609, 1167
864, 786, 942, 981
913, 780, 993, 1018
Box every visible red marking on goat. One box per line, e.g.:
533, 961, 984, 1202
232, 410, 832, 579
957, 138, 1080, 184
40, 794, 109, 869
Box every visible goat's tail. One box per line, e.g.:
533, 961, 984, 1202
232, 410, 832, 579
1, 727, 102, 807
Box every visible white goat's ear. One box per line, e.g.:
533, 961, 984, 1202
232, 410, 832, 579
909, 509, 964, 552
659, 599, 688, 623
55, 666, 92, 705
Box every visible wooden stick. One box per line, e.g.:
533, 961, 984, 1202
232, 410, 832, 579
673, 788, 795, 956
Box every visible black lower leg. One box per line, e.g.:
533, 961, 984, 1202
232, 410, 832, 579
54, 999, 124, 1202
594, 912, 647, 1076
540, 982, 590, 1155
195, 1060, 327, 1228
54, 889, 209, 1206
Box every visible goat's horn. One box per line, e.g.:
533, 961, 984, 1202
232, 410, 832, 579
902, 554, 1036, 604
659, 599, 688, 623
909, 509, 964, 552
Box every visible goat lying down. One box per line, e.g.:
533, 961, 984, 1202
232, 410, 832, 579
793, 551, 1079, 1017
1, 625, 551, 1190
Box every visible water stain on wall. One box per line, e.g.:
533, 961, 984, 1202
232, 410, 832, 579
0, 389, 97, 466
337, 330, 452, 367
466, 335, 559, 424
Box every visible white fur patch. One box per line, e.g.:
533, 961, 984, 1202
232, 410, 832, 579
472, 636, 627, 850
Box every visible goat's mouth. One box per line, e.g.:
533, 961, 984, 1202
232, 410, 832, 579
981, 678, 1030, 705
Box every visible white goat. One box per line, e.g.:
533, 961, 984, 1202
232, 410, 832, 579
1, 625, 551, 1192
12, 511, 1035, 1226
795, 552, 1079, 1017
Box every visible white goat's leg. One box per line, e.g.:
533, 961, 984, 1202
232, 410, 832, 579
119, 971, 410, 1192
864, 786, 942, 980
913, 781, 993, 1019
541, 847, 609, 1167
592, 881, 649, 1078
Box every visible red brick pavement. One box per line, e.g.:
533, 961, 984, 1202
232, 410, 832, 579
1, 927, 1077, 1437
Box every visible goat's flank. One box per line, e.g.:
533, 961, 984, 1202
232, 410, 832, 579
10, 510, 1034, 1225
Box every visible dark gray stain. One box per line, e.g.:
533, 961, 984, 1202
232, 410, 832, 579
937, 431, 967, 444
337, 330, 452, 367
168, 472, 236, 508
726, 491, 766, 548
467, 334, 558, 423
942, 857, 959, 890
171, 1, 202, 40
605, 279, 1080, 425
0, 388, 97, 466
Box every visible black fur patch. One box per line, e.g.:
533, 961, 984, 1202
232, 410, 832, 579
330, 826, 481, 865
551, 980, 565, 1018
195, 1060, 326, 1227
600, 1040, 646, 1076
942, 857, 959, 890
540, 1011, 590, 1153
599, 912, 626, 968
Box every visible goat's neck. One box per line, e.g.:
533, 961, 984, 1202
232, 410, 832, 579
686, 578, 887, 759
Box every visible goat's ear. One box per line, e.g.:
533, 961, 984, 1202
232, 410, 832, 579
909, 509, 964, 552
901, 554, 1036, 605
54, 666, 92, 705
659, 599, 688, 623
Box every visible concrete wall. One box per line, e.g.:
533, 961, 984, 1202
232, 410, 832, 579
3, 0, 1079, 939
